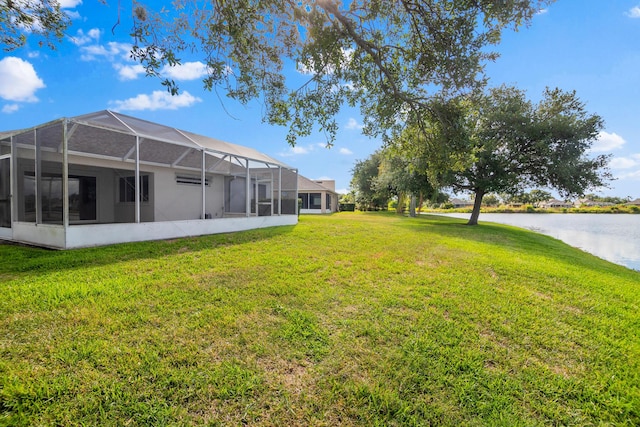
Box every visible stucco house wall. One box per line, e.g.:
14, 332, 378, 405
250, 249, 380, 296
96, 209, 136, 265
298, 176, 339, 214
0, 111, 298, 249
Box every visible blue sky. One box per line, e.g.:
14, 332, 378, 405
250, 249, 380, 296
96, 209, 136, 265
1, 1, 639, 198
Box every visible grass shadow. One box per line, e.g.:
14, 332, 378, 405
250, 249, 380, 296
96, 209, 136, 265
0, 224, 297, 276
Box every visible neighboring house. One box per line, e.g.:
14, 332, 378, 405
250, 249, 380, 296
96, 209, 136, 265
298, 175, 339, 214
0, 110, 298, 249
538, 198, 573, 208
575, 199, 613, 207
450, 197, 473, 208
626, 198, 640, 206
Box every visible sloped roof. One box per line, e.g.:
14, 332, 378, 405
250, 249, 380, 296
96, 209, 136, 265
298, 175, 338, 193
1, 110, 293, 170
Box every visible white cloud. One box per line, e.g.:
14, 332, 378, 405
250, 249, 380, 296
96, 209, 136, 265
626, 6, 640, 18
0, 57, 45, 102
80, 42, 132, 61
339, 147, 353, 155
278, 145, 315, 157
110, 90, 202, 111
70, 28, 101, 46
114, 63, 146, 81
64, 10, 81, 20
590, 131, 626, 152
59, 0, 83, 7
161, 62, 209, 81
610, 154, 640, 169
618, 169, 640, 180
27, 51, 40, 58
292, 146, 310, 154
2, 104, 20, 114
536, 9, 548, 15
345, 117, 364, 130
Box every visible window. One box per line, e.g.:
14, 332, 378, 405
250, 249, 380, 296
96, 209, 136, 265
310, 193, 321, 209
119, 175, 149, 203
176, 174, 209, 186
326, 194, 331, 211
23, 172, 96, 223
299, 193, 309, 209
69, 176, 96, 221
224, 176, 246, 213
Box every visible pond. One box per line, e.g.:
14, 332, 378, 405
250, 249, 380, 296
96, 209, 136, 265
430, 213, 640, 271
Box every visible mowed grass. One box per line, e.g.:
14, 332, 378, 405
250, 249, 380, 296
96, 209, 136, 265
1, 212, 638, 426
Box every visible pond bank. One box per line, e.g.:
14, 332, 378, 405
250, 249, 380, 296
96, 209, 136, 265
429, 212, 640, 271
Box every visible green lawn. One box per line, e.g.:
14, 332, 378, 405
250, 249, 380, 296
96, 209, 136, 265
1, 213, 638, 426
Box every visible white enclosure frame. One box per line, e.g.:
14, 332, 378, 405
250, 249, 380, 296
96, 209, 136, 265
0, 111, 298, 249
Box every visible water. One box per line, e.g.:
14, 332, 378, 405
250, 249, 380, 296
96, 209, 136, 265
430, 213, 640, 271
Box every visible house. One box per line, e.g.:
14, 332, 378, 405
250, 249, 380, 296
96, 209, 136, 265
297, 175, 339, 214
538, 198, 573, 209
449, 197, 473, 208
0, 110, 298, 249
626, 198, 640, 206
576, 198, 613, 207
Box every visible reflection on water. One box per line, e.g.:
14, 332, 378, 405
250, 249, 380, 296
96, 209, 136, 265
432, 213, 640, 271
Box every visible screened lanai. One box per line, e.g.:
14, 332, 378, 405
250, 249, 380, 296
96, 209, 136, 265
0, 110, 298, 249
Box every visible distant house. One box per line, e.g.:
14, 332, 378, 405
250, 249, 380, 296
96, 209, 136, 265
576, 199, 614, 207
450, 197, 473, 208
539, 198, 573, 208
298, 176, 339, 214
0, 110, 298, 249
626, 198, 640, 206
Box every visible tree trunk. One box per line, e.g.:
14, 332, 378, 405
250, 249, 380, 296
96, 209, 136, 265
467, 190, 484, 225
409, 195, 416, 217
396, 192, 405, 214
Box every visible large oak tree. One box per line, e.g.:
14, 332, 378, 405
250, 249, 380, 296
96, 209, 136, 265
128, 0, 551, 145
400, 86, 612, 225
3, 1, 552, 146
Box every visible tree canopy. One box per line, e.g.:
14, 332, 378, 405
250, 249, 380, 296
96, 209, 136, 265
129, 0, 552, 145
398, 85, 612, 225
350, 151, 388, 211
3, 0, 553, 146
350, 147, 443, 212
1, 0, 70, 50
